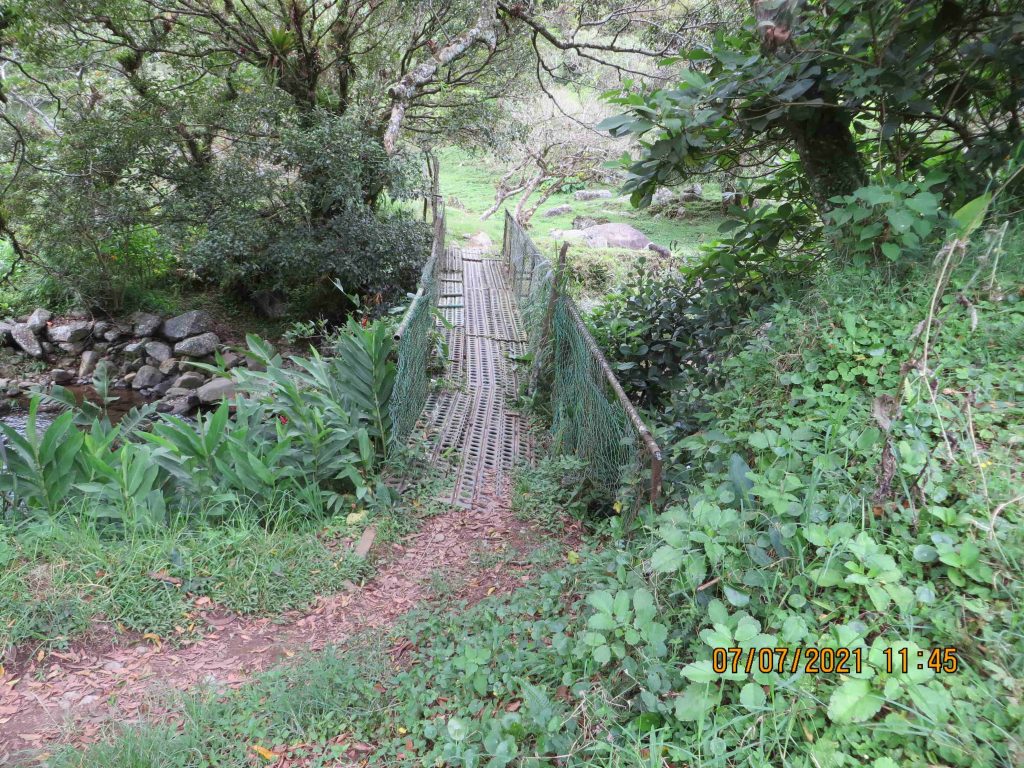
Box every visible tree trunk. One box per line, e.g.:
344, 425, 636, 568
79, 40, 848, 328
786, 108, 867, 211
750, 0, 867, 212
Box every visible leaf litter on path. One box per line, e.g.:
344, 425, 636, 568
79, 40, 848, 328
0, 480, 578, 763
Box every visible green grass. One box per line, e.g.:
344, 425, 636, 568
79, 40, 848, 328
438, 147, 726, 263
0, 508, 371, 653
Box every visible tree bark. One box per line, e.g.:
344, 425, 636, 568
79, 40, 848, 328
787, 108, 867, 210
383, 0, 498, 154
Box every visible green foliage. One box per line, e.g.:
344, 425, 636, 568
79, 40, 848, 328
587, 258, 752, 411
184, 113, 431, 311
603, 0, 1024, 209
1, 327, 398, 530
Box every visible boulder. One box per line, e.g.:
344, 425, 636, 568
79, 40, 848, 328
26, 308, 52, 333
130, 312, 162, 337
11, 323, 43, 358
174, 332, 220, 358
173, 372, 206, 390
580, 223, 652, 251
463, 231, 493, 250
144, 340, 173, 362
51, 369, 75, 385
652, 188, 676, 205
574, 190, 613, 201
542, 204, 573, 217
132, 365, 163, 390
161, 310, 212, 341
78, 350, 101, 380
48, 320, 92, 344
197, 378, 235, 404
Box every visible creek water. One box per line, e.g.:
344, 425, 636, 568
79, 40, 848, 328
0, 386, 149, 435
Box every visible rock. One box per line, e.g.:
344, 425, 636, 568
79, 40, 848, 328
78, 350, 101, 380
648, 243, 672, 258
47, 320, 93, 344
197, 378, 235, 404
26, 308, 52, 333
244, 355, 267, 373
163, 387, 193, 398
463, 231, 493, 250
580, 223, 652, 251
157, 393, 199, 416
152, 379, 174, 397
161, 310, 212, 341
103, 327, 127, 343
130, 312, 162, 337
11, 323, 44, 358
354, 526, 377, 559
251, 290, 288, 319
158, 358, 180, 376
682, 182, 703, 199
144, 340, 173, 362
112, 378, 129, 390
123, 339, 147, 355
652, 188, 676, 205
57, 341, 88, 355
122, 372, 137, 385
132, 365, 163, 390
173, 372, 205, 389
51, 369, 74, 385
93, 321, 112, 338
220, 351, 242, 369
174, 332, 220, 358
549, 229, 586, 242
574, 189, 612, 201
572, 216, 609, 230
6, 387, 21, 397
543, 204, 573, 217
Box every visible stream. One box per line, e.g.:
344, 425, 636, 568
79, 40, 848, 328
0, 386, 150, 436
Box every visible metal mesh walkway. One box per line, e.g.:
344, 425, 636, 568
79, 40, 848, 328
420, 247, 526, 507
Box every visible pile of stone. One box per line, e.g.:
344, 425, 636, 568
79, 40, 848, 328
0, 308, 245, 416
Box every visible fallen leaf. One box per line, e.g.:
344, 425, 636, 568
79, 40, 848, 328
250, 744, 279, 760
147, 570, 183, 586
142, 633, 162, 649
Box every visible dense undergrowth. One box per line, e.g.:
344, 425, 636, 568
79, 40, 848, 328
49, 223, 1023, 767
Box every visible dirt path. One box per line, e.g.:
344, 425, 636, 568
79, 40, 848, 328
0, 246, 545, 762
0, 485, 573, 761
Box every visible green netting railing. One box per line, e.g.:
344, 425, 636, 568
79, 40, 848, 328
503, 212, 664, 507
389, 204, 446, 453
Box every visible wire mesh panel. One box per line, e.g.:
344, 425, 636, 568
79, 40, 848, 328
389, 207, 446, 453
502, 213, 663, 507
